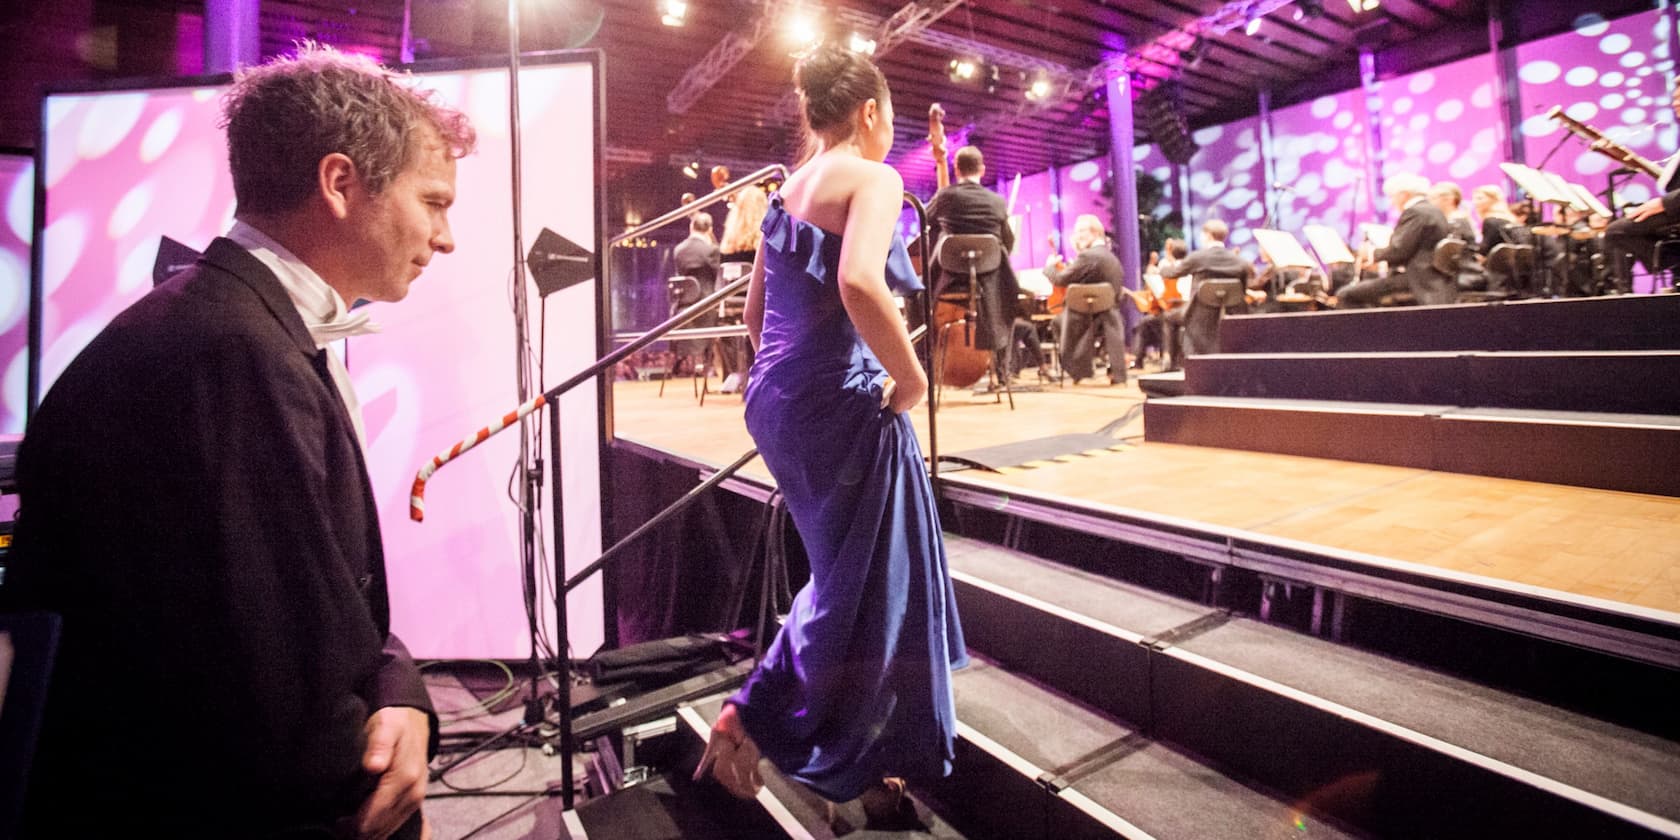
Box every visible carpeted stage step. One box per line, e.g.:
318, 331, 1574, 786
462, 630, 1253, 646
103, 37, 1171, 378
1142, 396, 1680, 496
1217, 294, 1680, 355
944, 535, 1680, 839
1183, 351, 1680, 415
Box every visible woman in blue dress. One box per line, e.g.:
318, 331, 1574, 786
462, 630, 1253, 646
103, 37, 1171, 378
693, 43, 968, 819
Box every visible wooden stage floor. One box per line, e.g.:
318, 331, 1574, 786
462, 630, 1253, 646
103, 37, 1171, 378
608, 378, 1680, 617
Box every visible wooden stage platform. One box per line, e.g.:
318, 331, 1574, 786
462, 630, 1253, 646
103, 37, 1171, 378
608, 377, 1680, 625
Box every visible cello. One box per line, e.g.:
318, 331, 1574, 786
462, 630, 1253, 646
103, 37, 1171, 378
923, 102, 994, 388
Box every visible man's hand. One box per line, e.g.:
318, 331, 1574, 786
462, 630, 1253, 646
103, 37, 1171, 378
354, 706, 431, 840
1631, 197, 1666, 222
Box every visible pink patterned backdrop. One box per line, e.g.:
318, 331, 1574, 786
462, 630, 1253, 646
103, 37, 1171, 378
1270, 89, 1375, 245
36, 61, 603, 660
1516, 9, 1677, 209
0, 154, 31, 435
1377, 51, 1506, 199
1185, 115, 1265, 260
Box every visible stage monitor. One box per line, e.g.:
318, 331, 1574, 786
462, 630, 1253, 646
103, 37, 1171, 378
34, 53, 606, 660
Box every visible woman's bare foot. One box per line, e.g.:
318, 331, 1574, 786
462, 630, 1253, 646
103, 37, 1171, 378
693, 703, 764, 799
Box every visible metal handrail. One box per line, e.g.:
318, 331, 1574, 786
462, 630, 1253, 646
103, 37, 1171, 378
609, 164, 789, 247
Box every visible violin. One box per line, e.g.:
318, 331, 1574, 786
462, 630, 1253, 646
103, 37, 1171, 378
924, 102, 993, 389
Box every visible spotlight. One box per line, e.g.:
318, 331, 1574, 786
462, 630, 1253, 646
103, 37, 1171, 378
949, 57, 978, 82
1245, 16, 1263, 36
1025, 71, 1054, 102
848, 32, 877, 55
1346, 0, 1379, 10
1294, 0, 1324, 20
681, 160, 699, 179
1185, 37, 1207, 69
787, 13, 819, 47
660, 0, 685, 27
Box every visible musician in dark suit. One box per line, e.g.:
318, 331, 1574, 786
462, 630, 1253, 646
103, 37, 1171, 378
1160, 218, 1257, 363
927, 146, 1021, 369
1, 46, 471, 838
1604, 83, 1680, 286
1048, 213, 1127, 384
1429, 181, 1487, 290
1340, 173, 1456, 307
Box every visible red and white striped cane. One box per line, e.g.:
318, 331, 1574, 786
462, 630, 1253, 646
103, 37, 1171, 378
409, 393, 548, 521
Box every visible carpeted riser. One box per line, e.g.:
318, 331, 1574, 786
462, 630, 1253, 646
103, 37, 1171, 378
954, 578, 1153, 728
916, 737, 1059, 840
1218, 295, 1680, 354
1184, 353, 1680, 415
1148, 653, 1671, 839
1143, 401, 1680, 496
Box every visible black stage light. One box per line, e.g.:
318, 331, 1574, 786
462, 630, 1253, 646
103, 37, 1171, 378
152, 236, 202, 287
526, 227, 595, 297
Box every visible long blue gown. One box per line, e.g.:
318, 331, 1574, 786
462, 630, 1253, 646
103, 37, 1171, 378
728, 195, 969, 802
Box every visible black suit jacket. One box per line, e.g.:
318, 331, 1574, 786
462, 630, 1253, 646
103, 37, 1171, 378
673, 234, 721, 293
1160, 245, 1256, 292
1047, 240, 1125, 296
1374, 200, 1456, 304
5, 238, 433, 835
927, 181, 1021, 350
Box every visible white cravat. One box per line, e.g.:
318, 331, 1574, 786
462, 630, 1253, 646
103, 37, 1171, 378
226, 221, 378, 452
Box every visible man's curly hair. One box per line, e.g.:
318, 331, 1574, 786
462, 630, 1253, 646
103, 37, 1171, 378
221, 43, 476, 215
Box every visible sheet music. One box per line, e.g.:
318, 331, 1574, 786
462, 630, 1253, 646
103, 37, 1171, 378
1014, 266, 1052, 296
1252, 229, 1316, 268
1500, 162, 1571, 205
1543, 172, 1589, 212
1567, 183, 1613, 218
1359, 223, 1394, 250
1303, 225, 1356, 265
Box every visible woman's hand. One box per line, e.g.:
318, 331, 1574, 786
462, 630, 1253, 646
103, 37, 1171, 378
881, 373, 928, 413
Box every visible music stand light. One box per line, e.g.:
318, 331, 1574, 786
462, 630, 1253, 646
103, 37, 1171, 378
526, 227, 595, 297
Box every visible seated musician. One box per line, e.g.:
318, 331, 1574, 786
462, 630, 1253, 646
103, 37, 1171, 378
672, 212, 722, 370
1429, 181, 1487, 290
1161, 218, 1258, 364
1470, 184, 1525, 294
927, 145, 1022, 380
1128, 238, 1187, 370
1604, 79, 1680, 289
1048, 214, 1128, 385
1339, 173, 1456, 308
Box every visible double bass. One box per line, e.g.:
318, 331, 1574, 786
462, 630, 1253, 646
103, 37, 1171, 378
923, 103, 994, 388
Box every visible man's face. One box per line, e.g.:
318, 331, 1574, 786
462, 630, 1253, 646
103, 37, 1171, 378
346, 136, 457, 303
1428, 192, 1453, 216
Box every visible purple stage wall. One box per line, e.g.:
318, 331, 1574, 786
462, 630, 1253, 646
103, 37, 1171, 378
34, 61, 605, 660
1057, 157, 1114, 259
1516, 10, 1677, 208
1, 154, 30, 435
1186, 115, 1265, 260
1009, 8, 1673, 278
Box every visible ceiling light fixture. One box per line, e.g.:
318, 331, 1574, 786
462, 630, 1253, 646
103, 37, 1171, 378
949, 57, 978, 82
659, 0, 685, 27
1245, 16, 1263, 36
787, 14, 819, 47
1346, 0, 1379, 11
1025, 71, 1054, 102
848, 32, 877, 55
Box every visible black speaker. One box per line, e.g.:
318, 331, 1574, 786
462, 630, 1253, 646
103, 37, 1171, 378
1140, 83, 1197, 166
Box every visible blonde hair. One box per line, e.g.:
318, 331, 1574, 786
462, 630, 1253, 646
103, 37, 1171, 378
1472, 184, 1517, 223
721, 187, 768, 254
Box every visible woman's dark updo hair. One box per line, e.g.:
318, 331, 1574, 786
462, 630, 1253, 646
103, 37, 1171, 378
793, 42, 890, 146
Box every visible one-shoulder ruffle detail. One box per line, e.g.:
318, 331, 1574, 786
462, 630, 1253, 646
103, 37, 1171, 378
761, 195, 923, 296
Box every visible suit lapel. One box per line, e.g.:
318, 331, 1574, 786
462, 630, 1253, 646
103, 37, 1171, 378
200, 237, 318, 359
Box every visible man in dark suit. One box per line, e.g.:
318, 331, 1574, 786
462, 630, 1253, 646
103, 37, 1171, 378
1429, 181, 1487, 291
1339, 173, 1456, 308
927, 146, 1023, 379
1048, 214, 1127, 384
671, 212, 722, 368
1, 45, 472, 838
1604, 80, 1680, 288
1161, 218, 1258, 364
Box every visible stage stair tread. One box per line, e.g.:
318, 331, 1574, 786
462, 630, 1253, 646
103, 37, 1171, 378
682, 696, 969, 839
1149, 395, 1680, 428
951, 656, 1361, 839
946, 534, 1680, 824
945, 534, 1216, 640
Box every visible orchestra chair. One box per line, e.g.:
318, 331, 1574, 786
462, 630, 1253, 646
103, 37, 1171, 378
1485, 243, 1536, 299
1063, 281, 1118, 381
659, 275, 709, 399
936, 233, 1014, 409
1651, 237, 1680, 293
0, 611, 62, 837
1181, 278, 1248, 358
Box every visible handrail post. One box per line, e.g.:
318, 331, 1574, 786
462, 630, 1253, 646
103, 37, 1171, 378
902, 192, 941, 501
549, 398, 575, 809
